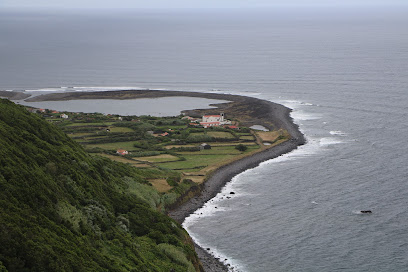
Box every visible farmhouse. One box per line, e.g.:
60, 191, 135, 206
199, 143, 212, 150
200, 113, 232, 128
60, 114, 69, 119
224, 125, 239, 130
202, 113, 224, 123
116, 149, 128, 156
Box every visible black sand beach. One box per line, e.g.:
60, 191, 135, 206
27, 89, 305, 271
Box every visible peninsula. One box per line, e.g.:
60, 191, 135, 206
24, 89, 306, 271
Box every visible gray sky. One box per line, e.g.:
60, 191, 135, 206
2, 0, 407, 9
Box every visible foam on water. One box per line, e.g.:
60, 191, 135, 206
279, 99, 316, 109
319, 137, 344, 146
330, 130, 348, 136
184, 176, 249, 271
23, 86, 147, 93
291, 111, 322, 121
184, 98, 334, 271
258, 136, 325, 166
184, 175, 249, 225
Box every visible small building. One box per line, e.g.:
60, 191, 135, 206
202, 113, 224, 123
60, 114, 69, 119
199, 143, 212, 150
116, 149, 128, 156
200, 113, 232, 128
160, 132, 169, 137
200, 121, 221, 128
225, 125, 239, 130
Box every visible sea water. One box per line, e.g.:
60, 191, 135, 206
1, 6, 408, 271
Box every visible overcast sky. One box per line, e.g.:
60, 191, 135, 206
2, 0, 407, 9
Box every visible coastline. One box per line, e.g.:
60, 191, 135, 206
25, 89, 305, 271
167, 95, 305, 271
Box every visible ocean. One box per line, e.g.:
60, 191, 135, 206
1, 6, 408, 271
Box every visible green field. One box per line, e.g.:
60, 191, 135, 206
85, 141, 139, 151
108, 126, 134, 133
159, 154, 236, 171
67, 132, 95, 138
210, 142, 258, 147
176, 145, 242, 155
96, 153, 152, 167
48, 110, 268, 186
206, 131, 235, 138
239, 135, 255, 140
137, 154, 181, 163
65, 122, 115, 126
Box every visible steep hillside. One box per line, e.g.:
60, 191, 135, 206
0, 99, 201, 272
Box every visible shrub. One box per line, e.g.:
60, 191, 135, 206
166, 176, 180, 187
157, 244, 195, 272
240, 127, 251, 133
235, 144, 247, 152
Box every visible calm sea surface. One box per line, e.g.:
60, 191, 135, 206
1, 6, 408, 271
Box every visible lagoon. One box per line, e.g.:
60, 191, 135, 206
19, 96, 229, 117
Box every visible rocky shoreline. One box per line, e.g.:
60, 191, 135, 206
26, 89, 305, 271
167, 94, 305, 271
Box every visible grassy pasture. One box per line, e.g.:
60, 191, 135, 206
96, 153, 152, 168
67, 132, 95, 138
206, 131, 235, 138
256, 129, 290, 143
149, 179, 172, 192
159, 154, 236, 171
65, 122, 115, 126
210, 142, 258, 147
136, 154, 181, 163
85, 141, 139, 151
239, 135, 255, 140
108, 126, 134, 133
164, 145, 197, 149
176, 146, 242, 155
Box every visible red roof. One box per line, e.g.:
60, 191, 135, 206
200, 122, 220, 124
203, 115, 221, 118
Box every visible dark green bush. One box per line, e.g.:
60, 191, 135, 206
235, 144, 248, 152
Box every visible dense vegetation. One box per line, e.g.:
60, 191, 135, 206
0, 99, 201, 272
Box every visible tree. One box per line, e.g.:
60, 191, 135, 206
235, 144, 247, 152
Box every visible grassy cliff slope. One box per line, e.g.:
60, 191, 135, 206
0, 99, 201, 272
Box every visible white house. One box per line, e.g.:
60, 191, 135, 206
200, 113, 223, 128
60, 114, 69, 119
202, 113, 224, 123
200, 113, 231, 128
